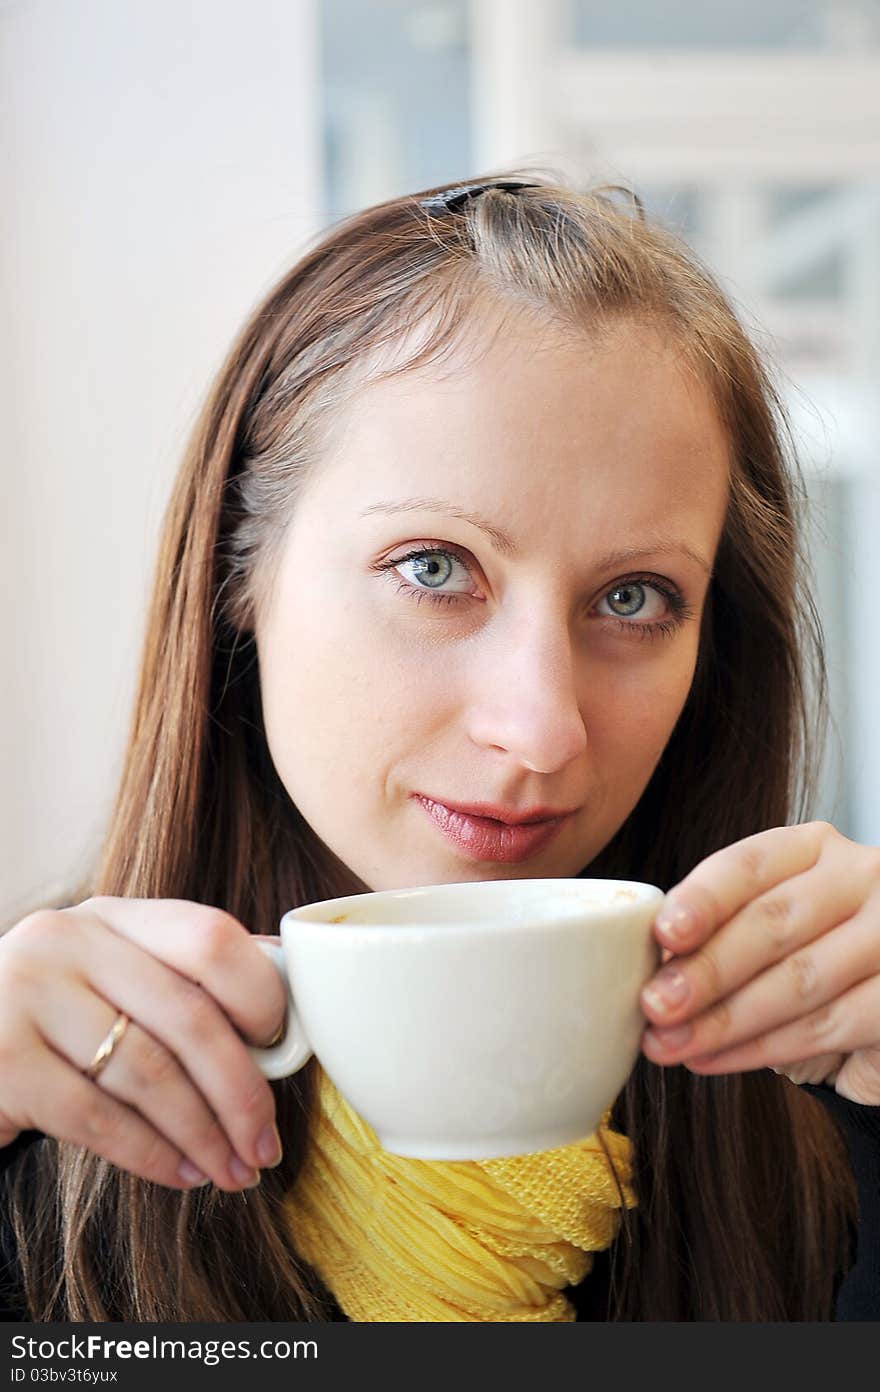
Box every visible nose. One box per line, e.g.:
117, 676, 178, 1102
465, 614, 589, 775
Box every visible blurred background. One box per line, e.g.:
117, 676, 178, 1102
2, 0, 879, 923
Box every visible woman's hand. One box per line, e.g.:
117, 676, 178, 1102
639, 822, 880, 1104
0, 898, 288, 1190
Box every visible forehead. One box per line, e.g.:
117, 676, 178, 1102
318, 315, 731, 552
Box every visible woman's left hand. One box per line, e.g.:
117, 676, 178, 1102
640, 822, 880, 1104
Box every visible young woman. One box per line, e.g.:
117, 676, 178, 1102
1, 176, 878, 1322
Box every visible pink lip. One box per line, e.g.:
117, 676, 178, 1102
414, 795, 572, 864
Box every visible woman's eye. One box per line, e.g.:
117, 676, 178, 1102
394, 549, 473, 593
596, 582, 667, 622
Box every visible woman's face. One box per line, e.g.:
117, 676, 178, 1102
255, 316, 730, 891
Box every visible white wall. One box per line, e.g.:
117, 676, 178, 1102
0, 0, 323, 922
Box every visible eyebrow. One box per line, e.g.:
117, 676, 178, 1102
360, 496, 518, 556
359, 496, 712, 575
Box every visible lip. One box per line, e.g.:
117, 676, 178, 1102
419, 797, 578, 825
414, 795, 574, 864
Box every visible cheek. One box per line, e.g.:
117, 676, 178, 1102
260, 625, 375, 771
258, 588, 456, 792
583, 645, 698, 765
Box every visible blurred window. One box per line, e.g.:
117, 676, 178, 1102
570, 0, 880, 51
321, 0, 471, 221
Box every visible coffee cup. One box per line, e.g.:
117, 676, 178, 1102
249, 878, 664, 1159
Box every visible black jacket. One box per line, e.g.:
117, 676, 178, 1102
2, 1084, 879, 1322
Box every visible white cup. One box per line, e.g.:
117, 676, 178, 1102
249, 878, 664, 1159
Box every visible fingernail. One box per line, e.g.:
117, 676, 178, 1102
645, 1022, 693, 1051
656, 902, 698, 948
643, 968, 689, 1015
256, 1123, 283, 1167
178, 1160, 210, 1187
229, 1154, 261, 1187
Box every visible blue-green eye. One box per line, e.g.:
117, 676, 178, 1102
605, 583, 647, 617
598, 581, 672, 623
594, 576, 692, 638
406, 553, 452, 588
394, 549, 473, 593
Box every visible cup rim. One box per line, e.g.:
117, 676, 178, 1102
280, 877, 665, 936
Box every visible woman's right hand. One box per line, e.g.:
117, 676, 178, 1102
0, 897, 289, 1191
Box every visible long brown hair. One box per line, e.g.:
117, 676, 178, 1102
6, 173, 854, 1320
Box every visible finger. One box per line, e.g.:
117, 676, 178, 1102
653, 823, 830, 955
641, 861, 867, 1028
643, 896, 880, 1065
61, 913, 282, 1174
770, 1055, 844, 1086
666, 972, 880, 1077
831, 1045, 880, 1103
70, 898, 287, 1047
11, 1037, 212, 1191
35, 983, 260, 1191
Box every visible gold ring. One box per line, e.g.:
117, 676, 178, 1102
84, 1011, 130, 1079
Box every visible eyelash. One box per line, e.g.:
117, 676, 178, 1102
375, 544, 695, 640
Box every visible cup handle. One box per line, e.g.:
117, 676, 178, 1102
248, 940, 314, 1080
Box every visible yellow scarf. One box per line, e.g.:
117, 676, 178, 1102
284, 1065, 637, 1322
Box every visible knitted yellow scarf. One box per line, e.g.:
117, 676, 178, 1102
284, 1065, 637, 1322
